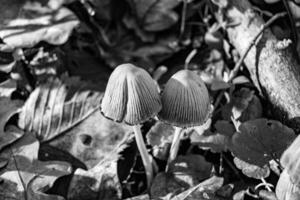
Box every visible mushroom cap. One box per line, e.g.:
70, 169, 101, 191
101, 63, 162, 125
158, 70, 211, 128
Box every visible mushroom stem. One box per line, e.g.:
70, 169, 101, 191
133, 125, 153, 188
166, 127, 182, 171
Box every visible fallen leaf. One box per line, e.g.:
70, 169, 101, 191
0, 97, 23, 151
18, 77, 103, 142
0, 1, 79, 51
214, 120, 235, 137
0, 134, 71, 200
67, 160, 122, 200
230, 119, 295, 166
233, 157, 270, 179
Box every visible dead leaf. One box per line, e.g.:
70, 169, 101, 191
18, 77, 103, 142
0, 134, 71, 200
67, 160, 122, 200
48, 110, 131, 168
233, 157, 270, 179
229, 119, 296, 166
0, 97, 23, 152
0, 1, 79, 51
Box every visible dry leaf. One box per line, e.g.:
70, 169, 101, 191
233, 157, 270, 179
18, 77, 103, 142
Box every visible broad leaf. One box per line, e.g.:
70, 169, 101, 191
126, 0, 180, 32
0, 97, 23, 151
18, 77, 103, 142
0, 1, 79, 51
233, 157, 270, 179
0, 134, 71, 200
230, 119, 295, 166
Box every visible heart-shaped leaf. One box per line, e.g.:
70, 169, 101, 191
229, 119, 295, 166
18, 77, 103, 142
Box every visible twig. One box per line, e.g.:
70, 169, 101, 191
228, 12, 287, 81
184, 49, 197, 69
180, 0, 188, 39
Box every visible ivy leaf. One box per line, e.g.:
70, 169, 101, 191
0, 97, 23, 152
18, 77, 103, 142
229, 119, 295, 167
233, 157, 270, 179
0, 1, 79, 51
126, 0, 180, 32
0, 134, 71, 200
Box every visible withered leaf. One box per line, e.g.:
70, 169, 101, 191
18, 77, 103, 142
0, 134, 71, 200
230, 119, 295, 167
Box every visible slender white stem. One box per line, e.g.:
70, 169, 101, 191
133, 125, 153, 188
166, 127, 182, 171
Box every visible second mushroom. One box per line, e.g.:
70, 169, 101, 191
158, 69, 212, 169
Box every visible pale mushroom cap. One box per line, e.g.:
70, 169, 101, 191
101, 63, 162, 125
158, 70, 211, 128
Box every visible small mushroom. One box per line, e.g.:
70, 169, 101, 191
101, 63, 161, 188
158, 69, 212, 168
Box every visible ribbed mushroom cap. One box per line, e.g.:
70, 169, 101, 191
101, 63, 162, 125
158, 70, 211, 128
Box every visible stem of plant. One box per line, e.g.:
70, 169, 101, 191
166, 127, 182, 172
133, 125, 153, 189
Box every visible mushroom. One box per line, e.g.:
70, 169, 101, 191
101, 63, 161, 188
158, 69, 212, 168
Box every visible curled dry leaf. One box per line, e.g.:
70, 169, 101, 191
0, 1, 79, 51
146, 122, 173, 160
18, 77, 103, 142
233, 157, 270, 179
276, 169, 300, 200
222, 88, 263, 122
230, 119, 295, 167
0, 97, 23, 152
0, 134, 71, 200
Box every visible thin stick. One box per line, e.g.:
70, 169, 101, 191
228, 12, 287, 81
180, 0, 188, 38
